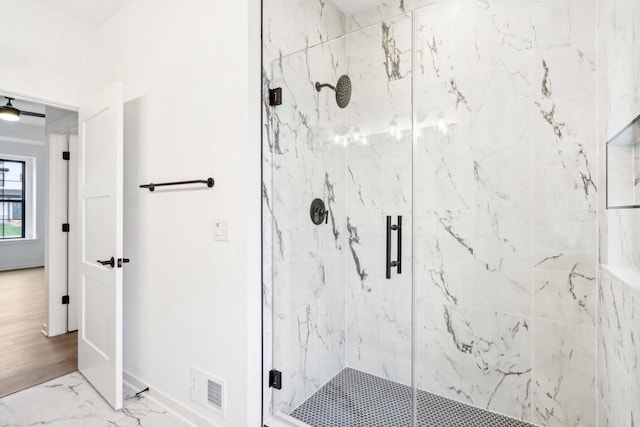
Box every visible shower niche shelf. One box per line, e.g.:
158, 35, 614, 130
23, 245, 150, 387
607, 113, 640, 209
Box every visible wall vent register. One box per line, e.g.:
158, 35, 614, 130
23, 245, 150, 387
207, 379, 222, 409
191, 367, 226, 417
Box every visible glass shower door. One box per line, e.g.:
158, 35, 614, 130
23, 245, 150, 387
266, 14, 414, 426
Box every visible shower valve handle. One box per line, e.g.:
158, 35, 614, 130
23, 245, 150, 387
313, 207, 328, 224
310, 198, 328, 225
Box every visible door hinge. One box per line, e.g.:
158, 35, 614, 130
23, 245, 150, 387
62, 151, 70, 160
61, 295, 70, 305
268, 369, 282, 390
269, 88, 282, 106
62, 223, 70, 232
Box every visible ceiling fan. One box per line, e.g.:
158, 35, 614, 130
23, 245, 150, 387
0, 97, 46, 122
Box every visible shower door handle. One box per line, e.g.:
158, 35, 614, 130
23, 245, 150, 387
386, 215, 402, 279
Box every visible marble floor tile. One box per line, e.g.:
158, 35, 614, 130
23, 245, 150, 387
0, 402, 16, 427
0, 372, 189, 427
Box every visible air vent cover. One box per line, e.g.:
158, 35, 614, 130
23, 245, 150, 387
207, 379, 222, 409
191, 367, 226, 417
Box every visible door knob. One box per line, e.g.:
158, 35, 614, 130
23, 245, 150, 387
97, 257, 115, 268
117, 258, 130, 268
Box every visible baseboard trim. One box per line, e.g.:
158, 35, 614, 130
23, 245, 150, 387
123, 370, 220, 427
0, 263, 44, 272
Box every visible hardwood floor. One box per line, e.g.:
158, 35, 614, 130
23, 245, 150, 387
0, 267, 77, 398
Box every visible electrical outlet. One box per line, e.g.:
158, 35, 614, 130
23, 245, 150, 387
214, 219, 229, 242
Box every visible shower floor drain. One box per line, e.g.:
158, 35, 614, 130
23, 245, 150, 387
289, 368, 537, 427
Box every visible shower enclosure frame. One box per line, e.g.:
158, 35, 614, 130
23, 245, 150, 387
262, 10, 419, 426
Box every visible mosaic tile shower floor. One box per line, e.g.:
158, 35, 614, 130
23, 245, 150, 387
290, 368, 537, 427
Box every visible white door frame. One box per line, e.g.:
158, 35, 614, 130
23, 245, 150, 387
46, 133, 70, 336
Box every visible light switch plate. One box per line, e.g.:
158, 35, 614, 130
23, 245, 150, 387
214, 219, 229, 241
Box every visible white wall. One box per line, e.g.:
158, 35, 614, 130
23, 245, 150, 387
1, 1, 262, 425
0, 0, 102, 108
0, 140, 47, 271
100, 1, 261, 425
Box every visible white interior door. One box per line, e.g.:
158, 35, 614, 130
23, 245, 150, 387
77, 83, 124, 410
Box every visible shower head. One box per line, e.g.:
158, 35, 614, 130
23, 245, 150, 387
315, 75, 352, 109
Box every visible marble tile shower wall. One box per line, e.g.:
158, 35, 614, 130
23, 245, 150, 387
599, 0, 640, 271
262, 0, 346, 416
343, 16, 414, 387
263, 0, 598, 425
597, 0, 640, 426
269, 38, 350, 415
409, 1, 597, 425
597, 269, 640, 426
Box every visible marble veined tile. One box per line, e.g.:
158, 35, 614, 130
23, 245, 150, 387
532, 95, 598, 275
415, 303, 477, 405
271, 255, 346, 414
532, 319, 596, 427
634, 380, 640, 427
630, 294, 640, 399
533, 267, 596, 326
1, 381, 96, 426
604, 355, 632, 427
0, 372, 188, 427
600, 0, 640, 138
414, 210, 476, 309
598, 397, 610, 427
532, 0, 598, 279
470, 310, 532, 421
263, 0, 345, 65
533, 0, 596, 53
597, 298, 611, 406
601, 271, 634, 371
342, 14, 414, 387
0, 402, 16, 427
607, 209, 640, 270
597, 267, 640, 427
416, 304, 533, 422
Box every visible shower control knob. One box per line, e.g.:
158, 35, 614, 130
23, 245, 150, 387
310, 198, 328, 225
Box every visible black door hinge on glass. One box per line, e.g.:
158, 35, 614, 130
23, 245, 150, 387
269, 88, 282, 106
269, 369, 282, 390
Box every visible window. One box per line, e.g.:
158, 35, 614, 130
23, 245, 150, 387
0, 159, 26, 239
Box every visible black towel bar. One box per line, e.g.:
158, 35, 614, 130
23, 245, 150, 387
140, 178, 214, 192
